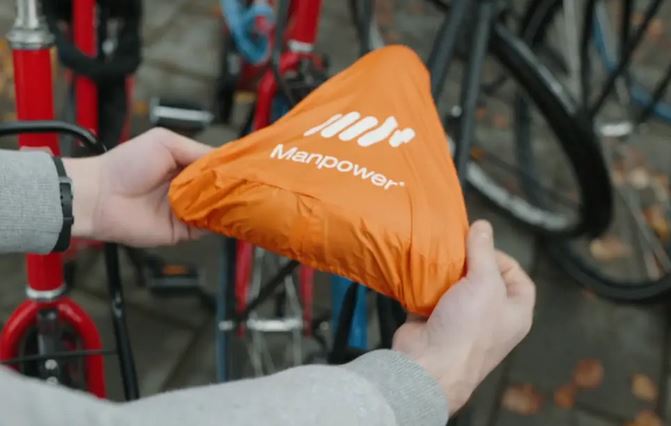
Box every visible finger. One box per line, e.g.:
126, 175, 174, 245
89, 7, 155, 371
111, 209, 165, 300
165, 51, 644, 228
465, 220, 499, 285
498, 252, 536, 307
152, 128, 213, 167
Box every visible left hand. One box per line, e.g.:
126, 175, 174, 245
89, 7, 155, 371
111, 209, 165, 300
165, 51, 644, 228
64, 128, 212, 247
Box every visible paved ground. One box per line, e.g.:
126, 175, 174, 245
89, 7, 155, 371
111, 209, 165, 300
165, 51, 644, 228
1, 1, 671, 425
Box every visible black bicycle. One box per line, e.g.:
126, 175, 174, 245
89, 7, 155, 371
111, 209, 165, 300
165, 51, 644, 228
519, 0, 671, 301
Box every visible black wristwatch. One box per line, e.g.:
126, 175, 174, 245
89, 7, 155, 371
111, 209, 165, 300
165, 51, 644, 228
52, 156, 74, 252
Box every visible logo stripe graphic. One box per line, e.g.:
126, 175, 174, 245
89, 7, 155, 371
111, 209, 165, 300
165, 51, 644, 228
304, 114, 343, 136
357, 116, 398, 147
338, 116, 379, 141
320, 112, 361, 138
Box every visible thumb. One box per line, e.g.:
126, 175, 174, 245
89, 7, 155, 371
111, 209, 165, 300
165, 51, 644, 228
465, 220, 499, 285
153, 128, 213, 167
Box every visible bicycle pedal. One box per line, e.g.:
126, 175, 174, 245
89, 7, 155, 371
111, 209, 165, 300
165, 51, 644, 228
145, 261, 202, 297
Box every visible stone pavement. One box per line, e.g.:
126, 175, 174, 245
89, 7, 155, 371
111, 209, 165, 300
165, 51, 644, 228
0, 1, 670, 425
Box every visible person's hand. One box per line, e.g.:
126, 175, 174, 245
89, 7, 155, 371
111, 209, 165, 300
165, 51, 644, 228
392, 220, 536, 415
64, 128, 212, 247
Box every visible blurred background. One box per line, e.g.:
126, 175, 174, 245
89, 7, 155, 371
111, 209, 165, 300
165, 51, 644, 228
1, 1, 671, 425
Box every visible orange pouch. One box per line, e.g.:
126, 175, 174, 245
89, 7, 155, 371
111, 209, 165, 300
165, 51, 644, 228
169, 45, 469, 316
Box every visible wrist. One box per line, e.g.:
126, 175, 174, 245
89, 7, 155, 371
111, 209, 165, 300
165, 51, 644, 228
63, 157, 102, 240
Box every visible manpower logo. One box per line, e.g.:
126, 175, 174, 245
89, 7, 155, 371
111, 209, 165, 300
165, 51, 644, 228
267, 112, 415, 190
303, 112, 416, 148
270, 143, 406, 190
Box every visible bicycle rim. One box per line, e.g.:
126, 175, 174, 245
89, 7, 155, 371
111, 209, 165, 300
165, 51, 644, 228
522, 0, 671, 300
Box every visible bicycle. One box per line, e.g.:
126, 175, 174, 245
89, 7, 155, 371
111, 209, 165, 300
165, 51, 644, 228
209, 4, 614, 426
0, 0, 141, 400
518, 0, 671, 300
213, 0, 380, 382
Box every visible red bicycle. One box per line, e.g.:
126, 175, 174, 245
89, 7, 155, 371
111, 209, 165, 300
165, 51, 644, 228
0, 0, 141, 400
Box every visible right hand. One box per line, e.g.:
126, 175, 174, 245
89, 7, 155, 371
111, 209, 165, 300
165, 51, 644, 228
392, 220, 536, 415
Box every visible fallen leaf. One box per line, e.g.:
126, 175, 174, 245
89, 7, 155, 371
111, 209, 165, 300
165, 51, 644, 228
406, 0, 426, 14
647, 18, 665, 41
553, 383, 576, 409
589, 237, 631, 262
643, 206, 670, 242
501, 384, 543, 415
475, 106, 488, 121
631, 374, 658, 402
131, 99, 149, 117
581, 289, 597, 300
611, 166, 626, 186
573, 358, 604, 389
651, 174, 669, 203
625, 410, 663, 426
470, 146, 486, 161
492, 112, 509, 129
628, 167, 651, 189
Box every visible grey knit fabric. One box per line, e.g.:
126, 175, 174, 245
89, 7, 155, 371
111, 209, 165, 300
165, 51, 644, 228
0, 350, 448, 425
0, 149, 62, 253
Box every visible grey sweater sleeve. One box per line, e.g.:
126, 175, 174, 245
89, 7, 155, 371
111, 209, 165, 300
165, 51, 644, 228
1, 351, 448, 426
0, 149, 63, 253
0, 151, 449, 425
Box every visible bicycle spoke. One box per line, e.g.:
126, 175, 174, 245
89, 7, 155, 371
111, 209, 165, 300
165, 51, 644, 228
472, 144, 579, 209
590, 0, 664, 116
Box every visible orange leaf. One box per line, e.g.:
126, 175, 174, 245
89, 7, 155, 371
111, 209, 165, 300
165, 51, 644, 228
647, 18, 665, 41
589, 237, 631, 262
631, 374, 658, 403
501, 384, 543, 415
643, 206, 670, 242
475, 106, 488, 121
132, 99, 149, 117
625, 410, 663, 426
628, 167, 651, 190
573, 358, 604, 389
492, 112, 509, 129
553, 383, 576, 409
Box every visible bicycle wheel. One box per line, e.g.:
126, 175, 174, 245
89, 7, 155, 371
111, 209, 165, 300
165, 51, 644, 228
521, 0, 671, 300
366, 0, 612, 237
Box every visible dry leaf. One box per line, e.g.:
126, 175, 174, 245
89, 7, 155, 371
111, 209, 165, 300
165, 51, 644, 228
132, 99, 149, 117
631, 374, 658, 402
210, 4, 221, 17
470, 146, 486, 161
475, 106, 487, 121
628, 167, 651, 189
581, 288, 597, 300
611, 167, 626, 186
573, 358, 604, 389
643, 206, 670, 242
625, 410, 663, 426
651, 174, 670, 203
492, 113, 509, 129
647, 18, 665, 41
501, 384, 543, 415
589, 237, 631, 262
553, 383, 576, 409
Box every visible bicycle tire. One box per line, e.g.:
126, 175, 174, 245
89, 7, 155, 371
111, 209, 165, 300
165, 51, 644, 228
363, 2, 612, 237
520, 0, 671, 301
472, 24, 613, 237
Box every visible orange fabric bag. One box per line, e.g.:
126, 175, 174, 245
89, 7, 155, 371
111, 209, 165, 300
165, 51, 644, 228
169, 45, 468, 316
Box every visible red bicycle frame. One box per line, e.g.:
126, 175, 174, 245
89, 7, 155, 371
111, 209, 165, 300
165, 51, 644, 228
235, 0, 322, 333
0, 0, 106, 397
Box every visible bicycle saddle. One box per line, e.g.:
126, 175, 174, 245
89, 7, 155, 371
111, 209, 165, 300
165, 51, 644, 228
170, 45, 468, 316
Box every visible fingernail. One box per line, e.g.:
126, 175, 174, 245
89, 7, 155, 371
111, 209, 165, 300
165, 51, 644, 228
474, 220, 493, 239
